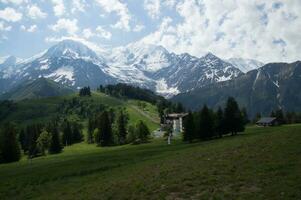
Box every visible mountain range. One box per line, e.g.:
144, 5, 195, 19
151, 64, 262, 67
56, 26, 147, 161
172, 61, 301, 117
0, 39, 263, 97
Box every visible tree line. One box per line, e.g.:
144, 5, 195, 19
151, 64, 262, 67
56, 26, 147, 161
87, 108, 150, 146
182, 97, 247, 142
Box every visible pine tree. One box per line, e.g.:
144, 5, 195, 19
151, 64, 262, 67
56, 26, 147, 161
48, 123, 63, 154
27, 124, 40, 158
96, 111, 113, 146
62, 120, 73, 146
87, 117, 94, 144
224, 97, 245, 135
215, 107, 225, 138
0, 123, 21, 163
241, 107, 249, 125
183, 111, 195, 142
135, 120, 150, 143
72, 122, 83, 143
199, 105, 215, 140
116, 110, 128, 145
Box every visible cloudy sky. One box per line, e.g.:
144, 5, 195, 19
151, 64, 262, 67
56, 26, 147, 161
0, 0, 300, 63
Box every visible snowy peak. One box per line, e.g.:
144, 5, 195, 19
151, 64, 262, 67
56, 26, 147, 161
227, 57, 264, 73
44, 40, 99, 61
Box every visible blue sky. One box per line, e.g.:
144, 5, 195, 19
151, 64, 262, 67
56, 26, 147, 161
0, 0, 301, 63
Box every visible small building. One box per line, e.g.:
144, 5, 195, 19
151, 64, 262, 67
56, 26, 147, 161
256, 117, 278, 127
164, 113, 188, 135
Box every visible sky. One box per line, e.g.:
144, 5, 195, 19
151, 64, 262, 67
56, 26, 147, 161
0, 0, 300, 63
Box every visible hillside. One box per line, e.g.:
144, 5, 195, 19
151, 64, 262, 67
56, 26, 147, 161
0, 78, 75, 101
0, 125, 300, 199
0, 91, 159, 131
172, 61, 301, 117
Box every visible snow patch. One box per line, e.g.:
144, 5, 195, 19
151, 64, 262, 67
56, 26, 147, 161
156, 79, 179, 98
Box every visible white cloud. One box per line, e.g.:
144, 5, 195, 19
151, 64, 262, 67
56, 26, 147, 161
27, 4, 47, 19
133, 24, 145, 32
51, 0, 65, 16
0, 7, 22, 22
0, 0, 24, 5
0, 21, 12, 31
144, 0, 161, 19
21, 24, 37, 32
71, 0, 86, 13
82, 28, 93, 39
50, 18, 78, 35
27, 24, 37, 32
94, 0, 131, 31
96, 26, 112, 39
45, 36, 107, 54
82, 26, 112, 40
140, 0, 301, 63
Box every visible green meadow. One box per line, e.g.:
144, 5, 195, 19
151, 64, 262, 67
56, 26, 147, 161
0, 124, 300, 199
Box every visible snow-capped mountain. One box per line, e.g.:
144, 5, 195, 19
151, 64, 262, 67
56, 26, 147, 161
0, 39, 247, 97
0, 40, 116, 93
153, 52, 242, 94
227, 58, 264, 73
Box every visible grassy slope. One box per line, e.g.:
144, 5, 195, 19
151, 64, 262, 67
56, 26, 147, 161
2, 92, 159, 131
0, 125, 301, 199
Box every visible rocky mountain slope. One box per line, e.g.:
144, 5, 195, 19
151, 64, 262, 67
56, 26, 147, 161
172, 61, 301, 117
0, 40, 261, 97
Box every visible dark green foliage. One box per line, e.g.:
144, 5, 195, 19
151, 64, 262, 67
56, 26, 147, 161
98, 83, 165, 104
115, 109, 129, 145
62, 120, 83, 146
0, 123, 21, 163
199, 105, 215, 139
181, 97, 246, 142
27, 124, 43, 158
48, 122, 63, 154
126, 121, 150, 144
224, 97, 245, 135
87, 117, 95, 144
215, 107, 226, 137
0, 100, 17, 122
183, 112, 195, 142
79, 86, 91, 97
135, 120, 150, 144
95, 111, 113, 146
62, 120, 73, 146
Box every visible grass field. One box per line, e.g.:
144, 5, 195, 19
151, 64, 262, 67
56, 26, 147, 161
0, 124, 301, 199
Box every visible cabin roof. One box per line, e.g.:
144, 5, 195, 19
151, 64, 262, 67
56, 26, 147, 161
256, 117, 277, 124
166, 113, 188, 118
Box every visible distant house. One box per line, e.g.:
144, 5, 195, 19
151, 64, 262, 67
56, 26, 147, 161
256, 117, 278, 126
164, 113, 188, 134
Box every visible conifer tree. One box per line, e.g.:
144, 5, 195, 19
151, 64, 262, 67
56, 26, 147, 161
0, 123, 21, 163
135, 120, 150, 143
87, 117, 94, 143
183, 111, 195, 142
224, 97, 244, 135
116, 110, 128, 144
62, 120, 73, 146
97, 111, 113, 146
48, 123, 63, 154
215, 107, 225, 138
199, 105, 215, 139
